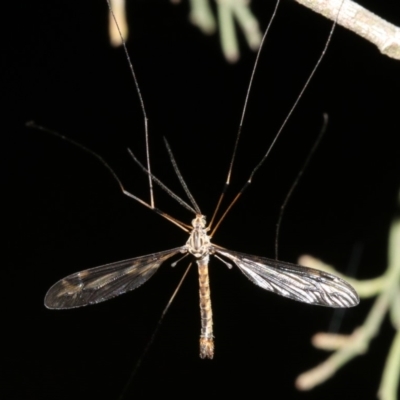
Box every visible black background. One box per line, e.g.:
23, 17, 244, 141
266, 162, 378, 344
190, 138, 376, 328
3, 1, 400, 399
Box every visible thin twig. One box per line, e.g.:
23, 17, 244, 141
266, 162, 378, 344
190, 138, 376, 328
296, 192, 400, 398
294, 0, 400, 60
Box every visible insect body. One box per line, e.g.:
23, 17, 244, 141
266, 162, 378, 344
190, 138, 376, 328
45, 213, 359, 359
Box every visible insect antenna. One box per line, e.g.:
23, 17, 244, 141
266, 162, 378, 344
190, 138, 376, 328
210, 0, 345, 238
275, 113, 329, 259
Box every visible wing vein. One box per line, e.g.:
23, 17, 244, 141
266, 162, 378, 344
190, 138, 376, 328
214, 247, 359, 308
45, 247, 184, 309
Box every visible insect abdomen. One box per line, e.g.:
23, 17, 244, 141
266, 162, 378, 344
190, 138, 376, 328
197, 255, 214, 359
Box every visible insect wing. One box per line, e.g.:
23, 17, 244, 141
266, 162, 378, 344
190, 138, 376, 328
45, 247, 184, 309
214, 247, 359, 307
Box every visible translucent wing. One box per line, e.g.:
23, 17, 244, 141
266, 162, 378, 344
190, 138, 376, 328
214, 247, 359, 307
45, 247, 184, 309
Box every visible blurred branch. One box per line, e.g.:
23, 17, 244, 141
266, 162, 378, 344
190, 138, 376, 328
109, 0, 128, 47
296, 189, 400, 400
379, 329, 400, 400
188, 0, 217, 35
108, 0, 400, 62
298, 255, 386, 298
108, 0, 261, 62
294, 0, 400, 60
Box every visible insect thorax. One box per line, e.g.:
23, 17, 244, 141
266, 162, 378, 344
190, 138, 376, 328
186, 215, 212, 259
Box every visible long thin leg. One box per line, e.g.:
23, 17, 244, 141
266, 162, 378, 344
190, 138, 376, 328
275, 113, 328, 259
210, 1, 345, 237
107, 0, 154, 208
27, 121, 190, 232
117, 262, 193, 400
108, 0, 200, 221
208, 0, 281, 230
127, 148, 198, 216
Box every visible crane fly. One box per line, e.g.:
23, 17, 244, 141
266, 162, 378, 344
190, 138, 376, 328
43, 0, 359, 359
45, 213, 359, 359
